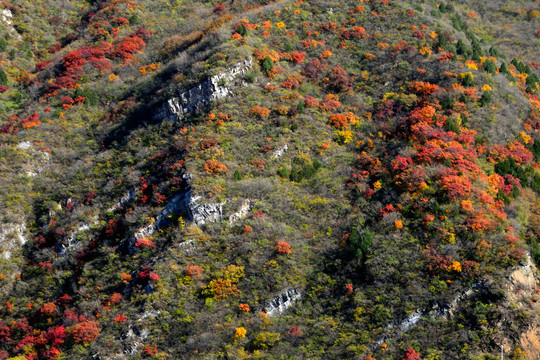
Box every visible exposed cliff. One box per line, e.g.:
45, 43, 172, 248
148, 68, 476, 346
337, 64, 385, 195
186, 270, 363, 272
153, 59, 253, 123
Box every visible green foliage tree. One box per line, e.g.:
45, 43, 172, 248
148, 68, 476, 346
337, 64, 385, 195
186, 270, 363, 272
236, 24, 247, 37
349, 229, 373, 261
488, 46, 503, 59
439, 3, 447, 13
479, 91, 492, 106
483, 60, 496, 75
75, 87, 99, 106
460, 73, 475, 87
437, 33, 447, 49
233, 170, 242, 181
494, 157, 527, 183
451, 14, 467, 31
533, 139, 540, 161
0, 68, 8, 86
526, 73, 540, 94
531, 173, 540, 193
0, 38, 7, 52
456, 39, 469, 56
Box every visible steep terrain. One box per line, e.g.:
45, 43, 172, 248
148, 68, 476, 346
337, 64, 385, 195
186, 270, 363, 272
1, 0, 540, 359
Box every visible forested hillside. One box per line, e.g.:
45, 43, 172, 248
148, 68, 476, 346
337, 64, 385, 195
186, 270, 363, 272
0, 0, 540, 359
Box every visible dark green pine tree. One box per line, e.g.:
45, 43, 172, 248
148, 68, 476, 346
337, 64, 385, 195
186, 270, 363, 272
262, 56, 273, 72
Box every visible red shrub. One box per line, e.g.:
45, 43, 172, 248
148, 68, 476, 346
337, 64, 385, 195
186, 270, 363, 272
185, 265, 204, 277
45, 326, 66, 346
114, 314, 127, 322
292, 51, 306, 63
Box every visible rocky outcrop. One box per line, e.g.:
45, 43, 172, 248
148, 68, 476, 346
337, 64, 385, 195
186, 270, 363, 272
264, 288, 302, 316
271, 144, 288, 159
190, 195, 224, 226
372, 280, 487, 349
369, 255, 540, 357
0, 223, 27, 260
228, 199, 253, 226
122, 175, 224, 253
1, 9, 20, 39
504, 254, 540, 359
107, 189, 136, 212
153, 59, 253, 122
17, 141, 51, 177
131, 190, 192, 245
178, 239, 197, 254
60, 223, 91, 255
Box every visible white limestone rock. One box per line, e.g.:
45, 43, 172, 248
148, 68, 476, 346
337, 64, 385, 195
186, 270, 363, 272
0, 223, 27, 260
228, 199, 253, 226
264, 288, 302, 316
271, 145, 288, 159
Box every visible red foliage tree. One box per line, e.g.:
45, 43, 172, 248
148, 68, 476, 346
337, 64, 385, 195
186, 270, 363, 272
185, 265, 204, 277
70, 320, 100, 344
401, 348, 422, 360
45, 326, 66, 346
302, 58, 327, 80
325, 65, 353, 92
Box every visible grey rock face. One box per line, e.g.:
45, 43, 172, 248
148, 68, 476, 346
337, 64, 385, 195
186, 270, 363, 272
189, 195, 224, 226
264, 288, 302, 316
153, 59, 253, 122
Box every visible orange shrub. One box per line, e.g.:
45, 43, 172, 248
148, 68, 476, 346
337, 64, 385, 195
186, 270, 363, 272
139, 62, 161, 75
277, 241, 292, 254
250, 106, 271, 118
329, 114, 349, 129
204, 279, 240, 300
185, 265, 204, 277
120, 273, 132, 284
239, 303, 250, 312
110, 293, 123, 304
461, 200, 474, 212
253, 47, 281, 62
291, 51, 306, 63
41, 302, 57, 316
204, 160, 228, 174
